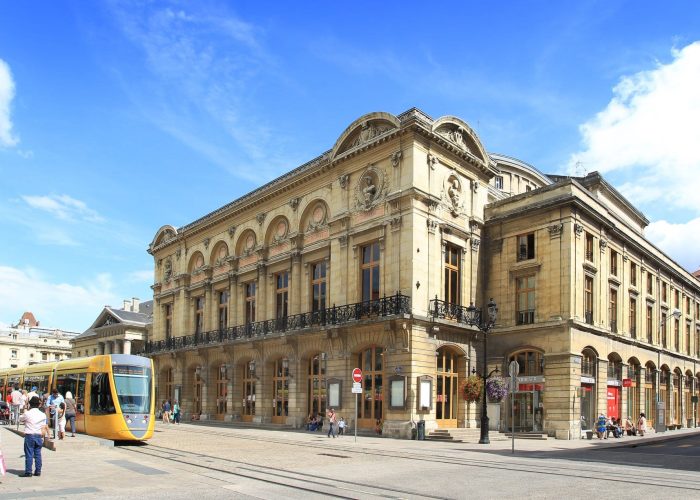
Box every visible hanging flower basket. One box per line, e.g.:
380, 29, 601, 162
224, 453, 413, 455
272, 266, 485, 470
462, 375, 483, 403
486, 377, 509, 402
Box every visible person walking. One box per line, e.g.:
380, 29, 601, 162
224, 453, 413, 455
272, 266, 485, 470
637, 413, 647, 436
162, 400, 171, 424
338, 417, 346, 436
20, 396, 49, 477
10, 386, 22, 424
57, 402, 67, 440
47, 389, 64, 430
326, 408, 337, 438
172, 400, 181, 424
64, 391, 77, 437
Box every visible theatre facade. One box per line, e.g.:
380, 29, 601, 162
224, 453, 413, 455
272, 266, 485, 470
144, 108, 700, 439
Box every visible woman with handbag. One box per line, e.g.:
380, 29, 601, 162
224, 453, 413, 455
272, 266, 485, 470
64, 391, 77, 437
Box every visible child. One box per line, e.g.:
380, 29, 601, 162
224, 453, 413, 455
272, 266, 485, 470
57, 402, 66, 440
338, 417, 346, 436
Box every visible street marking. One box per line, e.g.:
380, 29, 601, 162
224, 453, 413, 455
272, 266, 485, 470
5, 487, 100, 499
677, 444, 693, 447
106, 459, 168, 475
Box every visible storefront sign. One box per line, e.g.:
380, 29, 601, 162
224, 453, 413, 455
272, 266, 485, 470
622, 378, 632, 387
608, 380, 621, 387
581, 376, 595, 384
517, 376, 544, 384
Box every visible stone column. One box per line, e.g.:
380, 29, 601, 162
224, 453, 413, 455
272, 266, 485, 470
123, 339, 132, 355
680, 374, 686, 428
104, 341, 112, 355
290, 251, 302, 316
98, 342, 105, 355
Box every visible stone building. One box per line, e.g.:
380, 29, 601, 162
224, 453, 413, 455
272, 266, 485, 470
72, 298, 152, 358
143, 108, 700, 438
0, 312, 76, 369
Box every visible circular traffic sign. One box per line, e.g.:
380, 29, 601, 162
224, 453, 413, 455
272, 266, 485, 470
352, 368, 362, 383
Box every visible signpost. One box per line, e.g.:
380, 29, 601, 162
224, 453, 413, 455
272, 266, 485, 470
352, 368, 362, 442
508, 360, 520, 454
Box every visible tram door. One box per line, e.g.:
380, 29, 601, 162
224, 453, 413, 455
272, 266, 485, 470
75, 374, 87, 433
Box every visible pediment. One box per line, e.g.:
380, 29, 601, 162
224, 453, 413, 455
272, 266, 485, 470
432, 116, 487, 164
89, 309, 122, 330
331, 112, 401, 159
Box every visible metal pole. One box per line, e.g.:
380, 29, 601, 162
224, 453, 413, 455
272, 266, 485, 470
354, 393, 358, 443
511, 391, 515, 454
479, 330, 490, 444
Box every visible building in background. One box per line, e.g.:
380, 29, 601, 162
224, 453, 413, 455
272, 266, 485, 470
0, 312, 77, 369
143, 108, 700, 439
72, 298, 152, 358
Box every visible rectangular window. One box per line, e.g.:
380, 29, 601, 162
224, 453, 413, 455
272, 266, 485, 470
276, 272, 289, 320
662, 283, 667, 303
311, 262, 327, 313
361, 242, 381, 302
674, 289, 680, 308
218, 290, 229, 330
609, 288, 618, 333
42, 352, 48, 361
686, 322, 691, 355
90, 373, 116, 415
444, 244, 461, 305
674, 319, 680, 351
584, 276, 594, 324
647, 273, 653, 294
495, 176, 504, 190
610, 250, 618, 276
517, 233, 535, 261
245, 282, 256, 324
194, 296, 204, 334
516, 275, 536, 325
164, 303, 172, 340
686, 296, 691, 312
661, 312, 668, 348
11, 349, 18, 358
585, 233, 594, 262
696, 327, 700, 358
629, 297, 637, 338
630, 262, 637, 287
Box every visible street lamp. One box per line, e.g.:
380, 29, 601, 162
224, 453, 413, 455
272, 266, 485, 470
468, 298, 499, 444
655, 308, 682, 430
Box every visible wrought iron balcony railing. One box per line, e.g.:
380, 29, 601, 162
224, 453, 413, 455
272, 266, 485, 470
143, 292, 410, 355
429, 298, 481, 326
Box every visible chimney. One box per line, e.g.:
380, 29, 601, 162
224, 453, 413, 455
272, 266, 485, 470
123, 299, 131, 310
132, 297, 140, 312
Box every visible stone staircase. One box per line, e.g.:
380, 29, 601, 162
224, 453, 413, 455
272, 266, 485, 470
503, 432, 549, 440
426, 428, 510, 443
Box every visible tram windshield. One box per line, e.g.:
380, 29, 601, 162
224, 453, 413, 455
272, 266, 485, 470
113, 365, 152, 414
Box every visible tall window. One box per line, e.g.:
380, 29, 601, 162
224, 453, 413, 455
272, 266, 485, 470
609, 288, 618, 333
311, 262, 327, 313
674, 289, 680, 308
495, 176, 504, 190
245, 282, 256, 324
646, 305, 653, 343
361, 242, 380, 302
696, 327, 700, 358
610, 250, 618, 276
585, 233, 594, 261
194, 296, 204, 334
308, 353, 326, 417
629, 297, 637, 338
164, 303, 172, 341
216, 365, 228, 416
686, 322, 691, 355
276, 272, 289, 320
661, 312, 668, 348
218, 290, 229, 330
630, 262, 637, 287
584, 276, 594, 324
509, 350, 544, 376
358, 346, 383, 422
647, 273, 653, 294
243, 361, 255, 417
517, 233, 535, 261
662, 282, 668, 303
273, 358, 289, 419
674, 319, 680, 351
516, 275, 535, 325
444, 244, 460, 305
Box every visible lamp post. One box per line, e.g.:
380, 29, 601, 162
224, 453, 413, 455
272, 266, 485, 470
467, 298, 499, 444
656, 308, 682, 430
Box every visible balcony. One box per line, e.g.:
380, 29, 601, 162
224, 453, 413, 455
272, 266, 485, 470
430, 298, 481, 325
143, 293, 410, 355
516, 309, 535, 325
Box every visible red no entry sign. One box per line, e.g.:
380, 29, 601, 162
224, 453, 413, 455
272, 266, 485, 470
352, 368, 362, 383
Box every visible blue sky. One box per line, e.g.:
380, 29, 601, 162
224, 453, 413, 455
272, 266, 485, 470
1, 1, 700, 332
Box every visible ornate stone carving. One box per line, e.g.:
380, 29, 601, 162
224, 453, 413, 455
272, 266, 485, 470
427, 153, 438, 170
427, 218, 439, 234
471, 238, 481, 251
599, 240, 608, 253
164, 258, 173, 281
389, 216, 402, 231
437, 125, 471, 152
548, 223, 564, 238
228, 225, 237, 239
338, 235, 348, 247
354, 164, 387, 211
272, 218, 289, 243
351, 121, 393, 149
574, 223, 584, 236
338, 174, 349, 189
472, 180, 479, 193
203, 237, 210, 249
469, 221, 479, 234
446, 175, 462, 217
307, 202, 328, 232
391, 150, 403, 167
175, 248, 182, 260
256, 213, 266, 226
288, 198, 300, 211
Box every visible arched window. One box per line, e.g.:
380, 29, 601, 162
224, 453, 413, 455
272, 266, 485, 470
358, 346, 383, 424
436, 348, 459, 423
581, 349, 596, 377
308, 353, 326, 417
508, 350, 544, 376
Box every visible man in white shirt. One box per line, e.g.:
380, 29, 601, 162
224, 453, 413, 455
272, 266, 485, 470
20, 396, 48, 477
10, 386, 23, 424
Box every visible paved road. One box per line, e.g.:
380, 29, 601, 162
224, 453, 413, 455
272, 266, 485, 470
2, 424, 700, 499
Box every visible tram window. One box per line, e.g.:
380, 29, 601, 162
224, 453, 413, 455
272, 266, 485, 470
23, 375, 49, 395
55, 373, 79, 398
112, 365, 152, 414
90, 373, 116, 415
76, 373, 86, 414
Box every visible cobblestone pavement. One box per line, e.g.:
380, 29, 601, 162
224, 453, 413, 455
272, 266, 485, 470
2, 423, 700, 499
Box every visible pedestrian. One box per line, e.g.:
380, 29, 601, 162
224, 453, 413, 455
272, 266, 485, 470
162, 399, 171, 424
64, 391, 77, 437
637, 413, 647, 436
47, 388, 64, 429
172, 400, 181, 424
27, 387, 38, 406
57, 402, 66, 440
19, 396, 49, 477
10, 385, 22, 424
596, 414, 607, 439
338, 417, 346, 436
326, 408, 337, 438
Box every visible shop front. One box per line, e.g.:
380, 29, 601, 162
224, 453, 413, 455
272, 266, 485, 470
580, 376, 596, 432
506, 376, 544, 432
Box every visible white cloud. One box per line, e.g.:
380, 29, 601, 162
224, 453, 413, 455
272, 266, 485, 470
0, 266, 118, 332
645, 218, 700, 273
22, 194, 105, 223
567, 41, 700, 213
128, 270, 153, 283
0, 58, 19, 147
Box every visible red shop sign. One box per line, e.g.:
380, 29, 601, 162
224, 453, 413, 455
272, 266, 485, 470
622, 378, 632, 387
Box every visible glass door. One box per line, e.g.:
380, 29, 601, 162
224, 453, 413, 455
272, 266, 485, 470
216, 365, 228, 420
509, 392, 534, 432
436, 349, 458, 428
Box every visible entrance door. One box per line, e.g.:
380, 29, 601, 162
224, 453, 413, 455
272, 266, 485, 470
510, 392, 535, 432
242, 362, 255, 422
436, 348, 458, 428
607, 386, 620, 419
216, 365, 228, 421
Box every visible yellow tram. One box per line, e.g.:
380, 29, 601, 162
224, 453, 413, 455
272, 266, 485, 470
0, 354, 154, 441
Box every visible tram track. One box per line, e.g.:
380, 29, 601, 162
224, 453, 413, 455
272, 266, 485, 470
126, 426, 700, 495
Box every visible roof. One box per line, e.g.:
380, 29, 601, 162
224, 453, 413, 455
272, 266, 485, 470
73, 300, 153, 340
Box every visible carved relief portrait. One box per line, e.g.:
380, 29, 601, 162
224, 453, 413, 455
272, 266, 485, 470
443, 174, 464, 217
354, 165, 387, 211
306, 202, 328, 232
